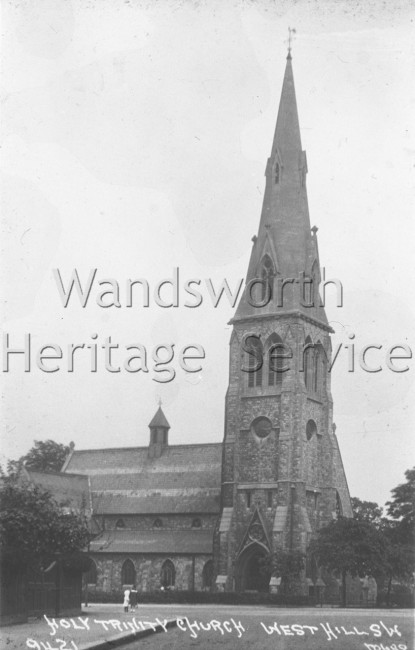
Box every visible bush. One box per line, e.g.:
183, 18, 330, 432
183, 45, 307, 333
377, 585, 415, 609
85, 589, 310, 606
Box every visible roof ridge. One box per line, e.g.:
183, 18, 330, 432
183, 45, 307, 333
70, 442, 222, 454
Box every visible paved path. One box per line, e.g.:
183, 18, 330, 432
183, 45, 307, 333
1, 604, 413, 650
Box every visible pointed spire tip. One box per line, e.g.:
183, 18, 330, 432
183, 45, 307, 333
287, 27, 296, 60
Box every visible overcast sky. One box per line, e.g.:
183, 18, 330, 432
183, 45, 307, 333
1, 0, 414, 508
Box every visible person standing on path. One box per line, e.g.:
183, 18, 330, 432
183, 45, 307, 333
130, 586, 138, 611
123, 588, 130, 613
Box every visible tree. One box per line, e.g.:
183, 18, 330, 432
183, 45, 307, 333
0, 480, 91, 567
351, 497, 384, 528
386, 467, 415, 545
382, 524, 415, 607
6, 439, 71, 476
260, 549, 305, 594
380, 468, 415, 606
309, 517, 387, 607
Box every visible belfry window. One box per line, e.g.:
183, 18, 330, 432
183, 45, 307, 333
245, 335, 263, 388
304, 336, 315, 391
304, 339, 325, 395
275, 162, 280, 184
267, 334, 285, 387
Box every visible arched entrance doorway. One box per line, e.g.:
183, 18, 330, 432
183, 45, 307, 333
235, 544, 270, 592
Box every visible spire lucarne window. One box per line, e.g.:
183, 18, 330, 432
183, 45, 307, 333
260, 255, 275, 302
275, 162, 280, 184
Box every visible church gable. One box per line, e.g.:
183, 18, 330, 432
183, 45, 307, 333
236, 507, 272, 558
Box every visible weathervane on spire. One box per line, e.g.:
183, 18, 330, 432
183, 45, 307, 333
287, 27, 296, 59
157, 396, 162, 407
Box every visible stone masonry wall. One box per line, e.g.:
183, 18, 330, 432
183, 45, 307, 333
90, 554, 213, 593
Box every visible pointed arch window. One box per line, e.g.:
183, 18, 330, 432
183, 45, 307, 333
202, 560, 214, 590
160, 560, 175, 588
267, 333, 285, 387
315, 343, 326, 396
121, 559, 136, 586
303, 340, 325, 395
304, 336, 313, 390
275, 162, 280, 184
302, 274, 314, 307
86, 559, 98, 585
245, 335, 263, 388
260, 255, 275, 302
311, 261, 319, 308
335, 491, 343, 519
153, 518, 163, 528
116, 518, 126, 529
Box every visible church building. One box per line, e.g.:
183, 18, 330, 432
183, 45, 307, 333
62, 49, 354, 599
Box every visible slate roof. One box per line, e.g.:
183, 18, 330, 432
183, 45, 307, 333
92, 489, 220, 515
22, 469, 91, 514
64, 443, 221, 475
90, 528, 214, 554
149, 407, 170, 429
63, 443, 222, 515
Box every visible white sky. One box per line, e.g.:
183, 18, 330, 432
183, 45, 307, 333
1, 0, 414, 508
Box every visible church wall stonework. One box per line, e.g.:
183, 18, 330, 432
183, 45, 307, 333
91, 554, 214, 593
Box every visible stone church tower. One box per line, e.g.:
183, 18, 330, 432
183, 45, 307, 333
214, 51, 352, 594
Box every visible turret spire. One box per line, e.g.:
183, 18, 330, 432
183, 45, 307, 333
148, 406, 170, 458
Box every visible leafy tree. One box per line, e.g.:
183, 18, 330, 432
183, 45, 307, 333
351, 497, 384, 528
351, 471, 415, 607
386, 467, 415, 545
260, 549, 305, 594
0, 480, 91, 568
381, 524, 415, 606
309, 516, 387, 607
6, 439, 71, 476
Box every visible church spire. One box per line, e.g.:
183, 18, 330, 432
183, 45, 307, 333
233, 50, 329, 328
270, 49, 302, 162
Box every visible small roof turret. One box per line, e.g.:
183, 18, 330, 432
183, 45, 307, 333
149, 406, 170, 430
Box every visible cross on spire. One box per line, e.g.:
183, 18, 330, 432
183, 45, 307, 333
287, 27, 296, 59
